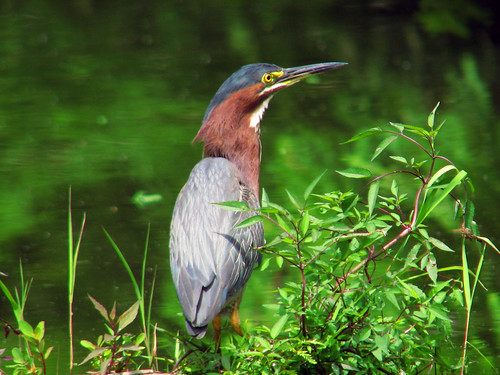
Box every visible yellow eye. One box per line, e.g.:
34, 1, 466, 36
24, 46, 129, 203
262, 73, 274, 84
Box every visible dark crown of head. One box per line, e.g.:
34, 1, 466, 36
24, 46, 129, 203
203, 63, 282, 122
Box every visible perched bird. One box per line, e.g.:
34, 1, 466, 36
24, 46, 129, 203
169, 62, 346, 343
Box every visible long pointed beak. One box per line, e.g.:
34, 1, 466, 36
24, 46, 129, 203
277, 62, 347, 87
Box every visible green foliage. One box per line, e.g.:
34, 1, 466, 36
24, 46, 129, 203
0, 263, 53, 375
79, 296, 145, 373
171, 105, 498, 374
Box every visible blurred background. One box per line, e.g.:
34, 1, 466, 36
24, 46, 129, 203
0, 0, 499, 372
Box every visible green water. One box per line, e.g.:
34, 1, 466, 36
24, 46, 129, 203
0, 1, 499, 373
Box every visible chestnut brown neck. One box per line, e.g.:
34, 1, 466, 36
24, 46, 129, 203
194, 86, 265, 199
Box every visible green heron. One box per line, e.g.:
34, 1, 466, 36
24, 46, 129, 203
169, 62, 346, 343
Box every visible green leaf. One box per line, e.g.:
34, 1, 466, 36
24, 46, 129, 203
261, 188, 270, 208
426, 253, 438, 283
276, 214, 292, 234
367, 180, 379, 216
461, 241, 471, 310
336, 167, 371, 179
427, 102, 440, 129
304, 170, 327, 200
88, 294, 109, 321
464, 200, 475, 229
371, 136, 397, 161
428, 305, 451, 322
428, 237, 454, 252
80, 339, 96, 351
270, 314, 289, 339
286, 190, 301, 209
34, 321, 45, 341
389, 155, 407, 164
427, 165, 457, 189
341, 127, 382, 144
12, 347, 24, 363
259, 257, 271, 271
117, 300, 140, 332
386, 290, 400, 309
417, 170, 467, 225
18, 320, 34, 338
300, 211, 310, 237
213, 201, 250, 211
401, 124, 430, 137
221, 355, 231, 371
389, 122, 404, 132
390, 179, 399, 197
79, 347, 110, 366
276, 256, 284, 269
234, 215, 264, 229
328, 222, 351, 232
44, 346, 54, 359
374, 334, 390, 356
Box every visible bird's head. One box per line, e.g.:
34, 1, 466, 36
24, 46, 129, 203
194, 62, 346, 196
199, 62, 347, 133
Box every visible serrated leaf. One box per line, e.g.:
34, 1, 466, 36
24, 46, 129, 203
429, 237, 454, 252
341, 128, 382, 144
270, 314, 289, 339
214, 201, 250, 211
367, 180, 379, 216
371, 136, 397, 161
336, 167, 371, 179
304, 171, 326, 200
88, 294, 109, 321
234, 215, 264, 229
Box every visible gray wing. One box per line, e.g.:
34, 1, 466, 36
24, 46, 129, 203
169, 157, 264, 337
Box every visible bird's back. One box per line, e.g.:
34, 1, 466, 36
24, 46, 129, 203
169, 157, 263, 337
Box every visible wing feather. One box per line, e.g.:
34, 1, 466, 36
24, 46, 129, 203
169, 157, 263, 337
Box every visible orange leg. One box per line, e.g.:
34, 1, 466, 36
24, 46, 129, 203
230, 298, 244, 337
213, 314, 221, 352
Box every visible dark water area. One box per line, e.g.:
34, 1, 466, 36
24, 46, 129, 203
0, 1, 499, 373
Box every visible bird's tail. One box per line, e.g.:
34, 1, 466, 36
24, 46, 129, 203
186, 320, 207, 339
